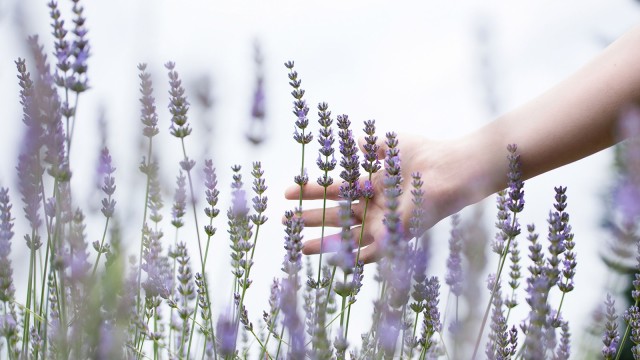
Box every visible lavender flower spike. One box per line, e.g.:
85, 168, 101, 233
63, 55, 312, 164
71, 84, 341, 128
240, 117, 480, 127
203, 159, 220, 237
602, 294, 619, 360
99, 147, 116, 218
337, 115, 361, 202
171, 171, 187, 229
69, 0, 90, 93
361, 119, 381, 176
286, 61, 312, 192
138, 63, 159, 138
445, 213, 463, 297
0, 188, 15, 303
316, 102, 336, 188
166, 62, 192, 139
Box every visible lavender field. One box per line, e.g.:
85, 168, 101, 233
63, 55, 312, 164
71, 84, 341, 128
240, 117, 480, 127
0, 0, 640, 359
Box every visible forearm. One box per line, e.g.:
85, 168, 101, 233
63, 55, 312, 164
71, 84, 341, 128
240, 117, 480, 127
459, 24, 640, 200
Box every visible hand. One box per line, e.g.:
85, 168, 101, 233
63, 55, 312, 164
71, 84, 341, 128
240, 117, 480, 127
284, 133, 490, 263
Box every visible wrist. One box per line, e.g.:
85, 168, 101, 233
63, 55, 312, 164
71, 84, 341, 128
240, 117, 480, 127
447, 127, 508, 208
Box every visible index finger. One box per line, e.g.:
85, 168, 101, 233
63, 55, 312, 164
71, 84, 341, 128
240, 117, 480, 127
284, 182, 341, 201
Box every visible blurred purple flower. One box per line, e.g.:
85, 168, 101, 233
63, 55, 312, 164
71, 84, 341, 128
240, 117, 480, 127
0, 188, 15, 303
215, 311, 237, 357
99, 147, 116, 218
166, 62, 192, 139
171, 171, 187, 228
602, 294, 619, 360
138, 64, 159, 138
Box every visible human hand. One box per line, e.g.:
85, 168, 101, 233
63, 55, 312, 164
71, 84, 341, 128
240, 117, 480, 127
284, 133, 490, 263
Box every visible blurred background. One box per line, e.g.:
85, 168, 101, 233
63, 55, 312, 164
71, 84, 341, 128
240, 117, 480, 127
1, 0, 640, 357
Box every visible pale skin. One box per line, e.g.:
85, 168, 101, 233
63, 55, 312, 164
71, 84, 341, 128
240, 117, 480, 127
284, 25, 640, 264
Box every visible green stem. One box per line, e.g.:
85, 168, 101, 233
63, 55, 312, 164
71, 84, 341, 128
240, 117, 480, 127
316, 188, 328, 287
153, 309, 158, 360
471, 211, 518, 360
180, 139, 203, 267
275, 326, 285, 360
67, 94, 80, 156
136, 139, 154, 311
615, 299, 639, 360
91, 217, 111, 277
472, 237, 512, 359
22, 230, 36, 355
237, 221, 264, 326
339, 273, 348, 328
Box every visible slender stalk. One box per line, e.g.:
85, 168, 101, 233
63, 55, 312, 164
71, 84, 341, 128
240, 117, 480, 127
471, 235, 514, 359
615, 299, 639, 360
67, 95, 80, 155
180, 140, 203, 266
90, 217, 110, 277
136, 138, 154, 313
316, 189, 328, 288
22, 229, 36, 355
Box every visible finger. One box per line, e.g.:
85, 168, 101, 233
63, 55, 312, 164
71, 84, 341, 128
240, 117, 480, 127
284, 182, 341, 201
357, 241, 383, 264
297, 203, 366, 227
301, 226, 374, 255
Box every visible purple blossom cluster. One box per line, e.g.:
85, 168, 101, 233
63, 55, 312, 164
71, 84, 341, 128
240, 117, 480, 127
337, 115, 361, 202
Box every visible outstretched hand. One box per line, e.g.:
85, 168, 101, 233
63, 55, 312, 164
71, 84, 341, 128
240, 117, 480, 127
284, 133, 487, 264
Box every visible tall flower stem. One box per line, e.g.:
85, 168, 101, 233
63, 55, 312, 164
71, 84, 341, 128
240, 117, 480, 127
616, 300, 639, 360
472, 234, 514, 359
90, 217, 110, 277
472, 145, 523, 360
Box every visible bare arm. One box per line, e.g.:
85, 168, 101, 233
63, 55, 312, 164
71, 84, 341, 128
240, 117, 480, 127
288, 25, 640, 263
456, 24, 640, 203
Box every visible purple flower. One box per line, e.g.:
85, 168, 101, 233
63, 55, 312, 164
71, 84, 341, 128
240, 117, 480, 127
203, 159, 220, 236
328, 201, 356, 274
262, 278, 280, 336
249, 161, 268, 226
141, 226, 172, 300
420, 276, 441, 352
16, 154, 42, 234
316, 102, 336, 188
68, 0, 90, 92
171, 171, 187, 228
337, 115, 361, 202
166, 62, 192, 139
99, 147, 116, 218
0, 188, 15, 303
361, 119, 381, 175
67, 209, 91, 283
282, 208, 304, 278
215, 311, 237, 357
280, 277, 305, 359
228, 165, 253, 283
382, 132, 402, 253
48, 1, 71, 75
602, 294, 619, 359
506, 144, 524, 214
445, 214, 463, 297
146, 161, 163, 224
506, 235, 521, 309
554, 321, 570, 360
491, 190, 509, 255
547, 186, 572, 287
137, 64, 159, 138
285, 61, 313, 146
